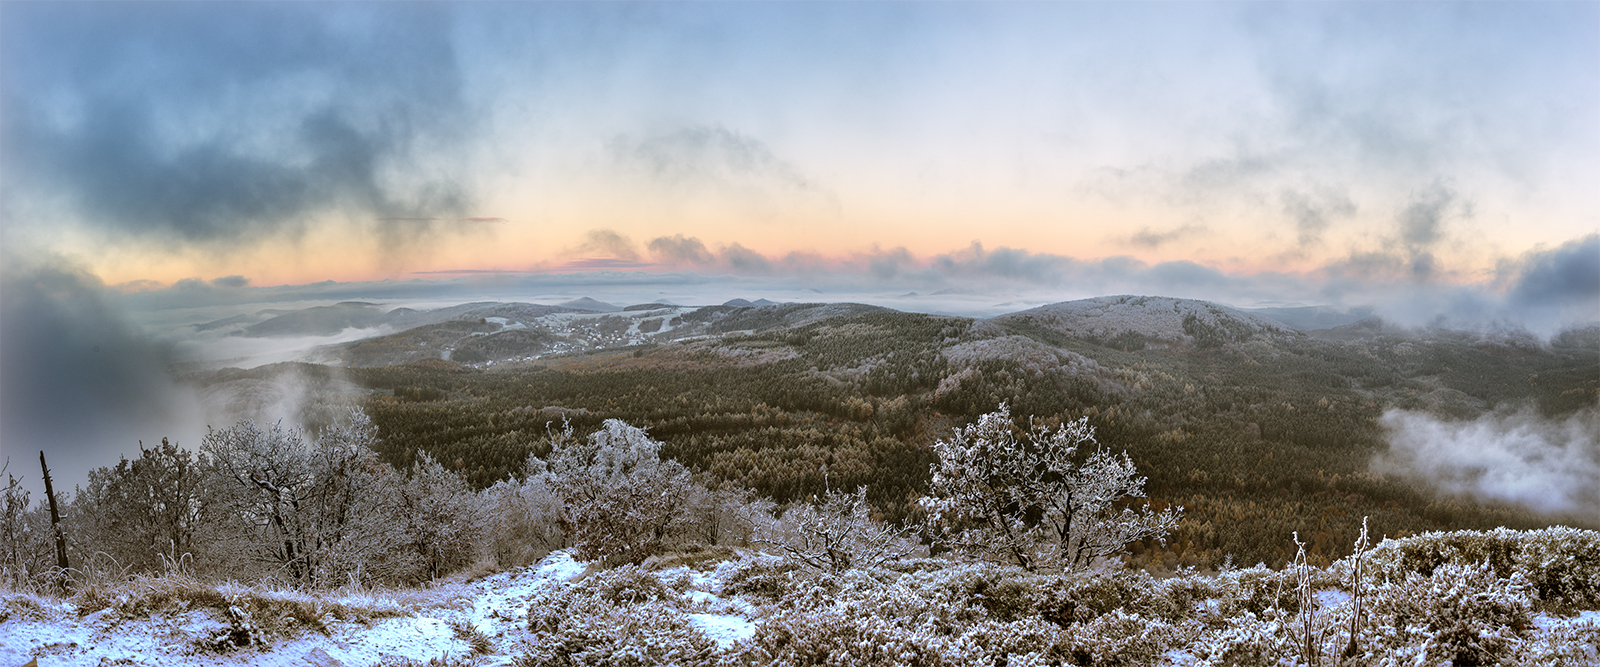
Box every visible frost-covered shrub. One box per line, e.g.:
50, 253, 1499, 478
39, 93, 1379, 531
1362, 561, 1535, 666
520, 601, 717, 667
1190, 611, 1293, 666
922, 404, 1180, 572
538, 420, 698, 566
923, 564, 1035, 622
1355, 527, 1600, 611
1506, 527, 1600, 611
1213, 563, 1320, 617
718, 558, 804, 602
521, 564, 715, 666
482, 469, 566, 569
1510, 619, 1600, 667
1059, 609, 1178, 666
400, 452, 483, 581
1155, 569, 1226, 622
527, 565, 675, 632
743, 607, 980, 667
585, 566, 674, 605
1024, 563, 1203, 627
201, 414, 420, 586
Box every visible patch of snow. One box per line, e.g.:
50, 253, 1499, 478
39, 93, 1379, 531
1315, 589, 1351, 609
687, 613, 756, 648
535, 549, 589, 583
1532, 608, 1600, 631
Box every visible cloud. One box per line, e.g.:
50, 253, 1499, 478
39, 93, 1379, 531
0, 256, 204, 497
648, 235, 717, 266
610, 125, 817, 193
1279, 188, 1356, 246
1125, 224, 1207, 249
0, 3, 475, 250
606, 125, 838, 221
722, 243, 773, 274
210, 275, 250, 289
1397, 183, 1467, 251
1505, 234, 1600, 309
570, 229, 642, 262
1375, 407, 1600, 522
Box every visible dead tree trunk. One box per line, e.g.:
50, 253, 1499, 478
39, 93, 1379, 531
40, 451, 70, 591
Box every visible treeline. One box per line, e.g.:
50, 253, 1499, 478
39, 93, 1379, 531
0, 414, 786, 592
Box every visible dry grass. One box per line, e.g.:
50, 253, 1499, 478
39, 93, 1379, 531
0, 587, 55, 624
65, 570, 475, 640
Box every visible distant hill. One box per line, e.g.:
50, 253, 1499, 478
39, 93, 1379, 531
1245, 305, 1376, 330
242, 302, 388, 337
990, 295, 1299, 349
560, 297, 620, 312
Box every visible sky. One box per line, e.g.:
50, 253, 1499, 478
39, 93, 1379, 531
1, 1, 1598, 492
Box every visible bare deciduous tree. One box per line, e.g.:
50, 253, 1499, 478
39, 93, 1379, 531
758, 486, 919, 573
201, 413, 416, 585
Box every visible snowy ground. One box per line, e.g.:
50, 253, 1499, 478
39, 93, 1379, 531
4, 550, 1595, 666
0, 551, 755, 667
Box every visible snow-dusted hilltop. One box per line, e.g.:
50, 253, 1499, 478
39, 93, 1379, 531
991, 295, 1300, 348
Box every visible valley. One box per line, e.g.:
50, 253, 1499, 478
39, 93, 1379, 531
189, 294, 1600, 571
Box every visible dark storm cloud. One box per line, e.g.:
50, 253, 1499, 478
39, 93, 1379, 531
1505, 235, 1600, 309
0, 2, 474, 246
0, 258, 200, 495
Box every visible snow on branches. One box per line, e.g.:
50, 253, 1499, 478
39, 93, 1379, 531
922, 403, 1181, 571
756, 486, 920, 573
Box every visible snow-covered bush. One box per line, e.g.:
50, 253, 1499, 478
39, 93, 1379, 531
522, 565, 717, 666
922, 403, 1180, 571
399, 452, 483, 581
481, 470, 565, 568
1360, 561, 1535, 665
1, 467, 55, 592
69, 437, 206, 577
1190, 610, 1294, 665
683, 480, 771, 548
538, 419, 697, 565
756, 485, 920, 573
1354, 526, 1600, 611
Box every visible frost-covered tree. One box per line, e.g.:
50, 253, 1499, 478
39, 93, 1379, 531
685, 477, 771, 548
399, 452, 482, 580
481, 468, 566, 568
71, 438, 205, 575
922, 403, 1181, 571
1, 463, 51, 590
758, 486, 919, 573
539, 419, 695, 564
201, 413, 416, 585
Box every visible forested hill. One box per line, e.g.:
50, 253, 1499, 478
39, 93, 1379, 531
194, 295, 1599, 569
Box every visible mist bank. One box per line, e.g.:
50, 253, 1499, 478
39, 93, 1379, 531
1375, 406, 1600, 524
108, 232, 1599, 338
